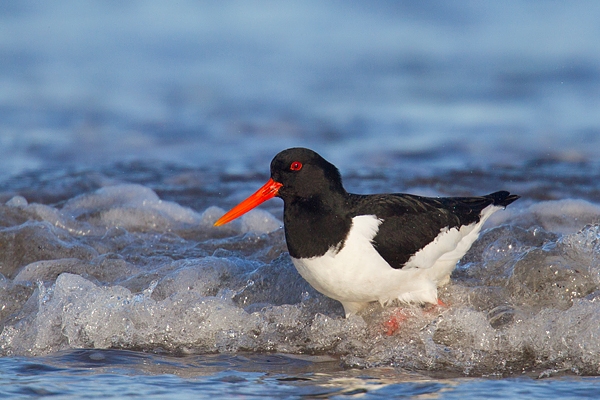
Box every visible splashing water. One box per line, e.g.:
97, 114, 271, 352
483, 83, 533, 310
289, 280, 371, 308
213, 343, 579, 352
0, 176, 599, 379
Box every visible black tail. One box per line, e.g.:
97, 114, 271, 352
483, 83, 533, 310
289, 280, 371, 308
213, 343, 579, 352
486, 191, 520, 207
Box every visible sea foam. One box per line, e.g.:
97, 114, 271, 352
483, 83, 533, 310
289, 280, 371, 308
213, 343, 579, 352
1, 185, 600, 376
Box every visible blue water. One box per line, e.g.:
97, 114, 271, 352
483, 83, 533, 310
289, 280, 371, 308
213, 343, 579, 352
1, 350, 600, 399
2, 1, 600, 398
2, 0, 600, 175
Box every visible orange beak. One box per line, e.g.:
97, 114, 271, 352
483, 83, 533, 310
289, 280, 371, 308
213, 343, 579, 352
213, 178, 283, 226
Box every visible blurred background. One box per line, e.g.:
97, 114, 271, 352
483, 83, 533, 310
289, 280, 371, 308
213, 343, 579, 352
3, 3, 600, 386
1, 0, 600, 176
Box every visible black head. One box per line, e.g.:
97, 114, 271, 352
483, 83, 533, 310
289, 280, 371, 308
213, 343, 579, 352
270, 148, 346, 201
213, 147, 346, 227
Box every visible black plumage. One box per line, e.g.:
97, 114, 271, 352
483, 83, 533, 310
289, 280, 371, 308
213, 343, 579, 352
272, 148, 519, 266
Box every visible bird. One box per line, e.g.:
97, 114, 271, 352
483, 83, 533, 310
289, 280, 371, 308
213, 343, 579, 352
214, 147, 519, 317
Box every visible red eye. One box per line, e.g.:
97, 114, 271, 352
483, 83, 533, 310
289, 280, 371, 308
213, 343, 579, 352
290, 161, 303, 171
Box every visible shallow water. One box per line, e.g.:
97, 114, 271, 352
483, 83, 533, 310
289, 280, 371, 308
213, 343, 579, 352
2, 1, 600, 398
2, 349, 600, 399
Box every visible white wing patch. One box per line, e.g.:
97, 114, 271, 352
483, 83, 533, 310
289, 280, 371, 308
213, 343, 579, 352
404, 204, 502, 272
344, 214, 382, 247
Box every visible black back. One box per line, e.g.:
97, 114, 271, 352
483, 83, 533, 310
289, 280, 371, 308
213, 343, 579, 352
350, 191, 518, 268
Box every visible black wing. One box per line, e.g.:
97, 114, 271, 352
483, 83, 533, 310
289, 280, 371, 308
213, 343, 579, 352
349, 191, 518, 269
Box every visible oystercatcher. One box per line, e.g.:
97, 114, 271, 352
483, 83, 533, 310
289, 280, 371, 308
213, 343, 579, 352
214, 148, 519, 317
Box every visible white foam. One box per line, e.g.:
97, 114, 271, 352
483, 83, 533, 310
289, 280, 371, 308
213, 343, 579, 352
203, 206, 282, 234
3, 184, 600, 376
239, 209, 282, 234
5, 196, 28, 207
62, 184, 203, 231
199, 206, 228, 227
523, 199, 600, 234
6, 184, 281, 235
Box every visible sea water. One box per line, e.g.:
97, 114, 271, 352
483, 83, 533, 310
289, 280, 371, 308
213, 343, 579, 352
2, 1, 600, 398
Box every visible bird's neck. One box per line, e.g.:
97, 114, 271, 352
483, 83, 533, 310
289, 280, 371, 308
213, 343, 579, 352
283, 192, 352, 259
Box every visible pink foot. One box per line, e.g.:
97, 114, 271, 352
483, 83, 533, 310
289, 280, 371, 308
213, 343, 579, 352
384, 299, 448, 335
423, 298, 448, 313
383, 309, 409, 336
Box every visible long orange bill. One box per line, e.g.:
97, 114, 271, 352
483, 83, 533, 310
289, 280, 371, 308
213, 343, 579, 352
213, 178, 283, 226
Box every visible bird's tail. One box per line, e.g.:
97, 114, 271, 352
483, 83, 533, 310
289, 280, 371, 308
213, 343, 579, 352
486, 191, 520, 207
